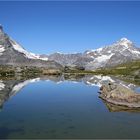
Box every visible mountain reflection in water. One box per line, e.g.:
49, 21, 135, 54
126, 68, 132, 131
0, 74, 139, 113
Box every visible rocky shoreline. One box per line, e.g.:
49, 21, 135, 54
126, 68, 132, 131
99, 82, 140, 108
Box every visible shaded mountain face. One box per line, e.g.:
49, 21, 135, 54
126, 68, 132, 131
48, 52, 93, 68
0, 25, 62, 70
47, 38, 140, 70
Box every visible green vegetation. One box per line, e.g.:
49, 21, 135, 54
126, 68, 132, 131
93, 60, 140, 77
20, 66, 43, 77
64, 61, 140, 78
0, 60, 139, 85
0, 65, 15, 76
0, 65, 60, 78
91, 60, 140, 85
63, 61, 140, 85
64, 66, 94, 74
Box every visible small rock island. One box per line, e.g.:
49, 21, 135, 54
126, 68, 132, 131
99, 82, 140, 108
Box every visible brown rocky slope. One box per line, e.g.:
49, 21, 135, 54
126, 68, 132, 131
99, 82, 140, 108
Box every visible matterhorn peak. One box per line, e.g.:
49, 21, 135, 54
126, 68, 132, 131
0, 24, 3, 32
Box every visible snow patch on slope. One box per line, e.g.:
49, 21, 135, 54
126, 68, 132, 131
0, 45, 5, 55
0, 80, 5, 90
95, 53, 114, 63
86, 47, 103, 54
96, 47, 103, 52
9, 39, 48, 61
128, 49, 140, 55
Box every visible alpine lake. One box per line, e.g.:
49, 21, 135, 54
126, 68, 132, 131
0, 74, 140, 139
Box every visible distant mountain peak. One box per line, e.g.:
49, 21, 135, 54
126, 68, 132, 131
0, 25, 49, 61
116, 37, 133, 47
120, 37, 130, 42
0, 24, 3, 31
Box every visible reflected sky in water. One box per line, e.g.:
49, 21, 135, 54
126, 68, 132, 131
0, 75, 140, 139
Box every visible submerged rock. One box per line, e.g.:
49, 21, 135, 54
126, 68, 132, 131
103, 100, 140, 113
99, 82, 140, 108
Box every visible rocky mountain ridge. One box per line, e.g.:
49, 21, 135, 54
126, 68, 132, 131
0, 25, 62, 70
48, 38, 140, 70
0, 25, 140, 70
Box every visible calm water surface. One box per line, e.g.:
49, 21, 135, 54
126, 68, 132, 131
0, 75, 140, 139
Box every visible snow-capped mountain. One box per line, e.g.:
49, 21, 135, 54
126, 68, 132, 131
47, 37, 140, 70
9, 39, 48, 61
0, 25, 62, 69
0, 25, 140, 70
0, 25, 49, 61
85, 38, 140, 69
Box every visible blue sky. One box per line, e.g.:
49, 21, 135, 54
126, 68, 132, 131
0, 1, 140, 54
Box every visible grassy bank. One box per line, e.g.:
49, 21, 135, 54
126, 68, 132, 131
0, 60, 140, 82
63, 61, 140, 85
92, 60, 140, 78
0, 65, 62, 78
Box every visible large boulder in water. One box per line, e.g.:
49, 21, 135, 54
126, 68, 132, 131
99, 82, 140, 108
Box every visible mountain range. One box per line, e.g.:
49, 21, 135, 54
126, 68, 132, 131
0, 25, 140, 70
48, 38, 140, 70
